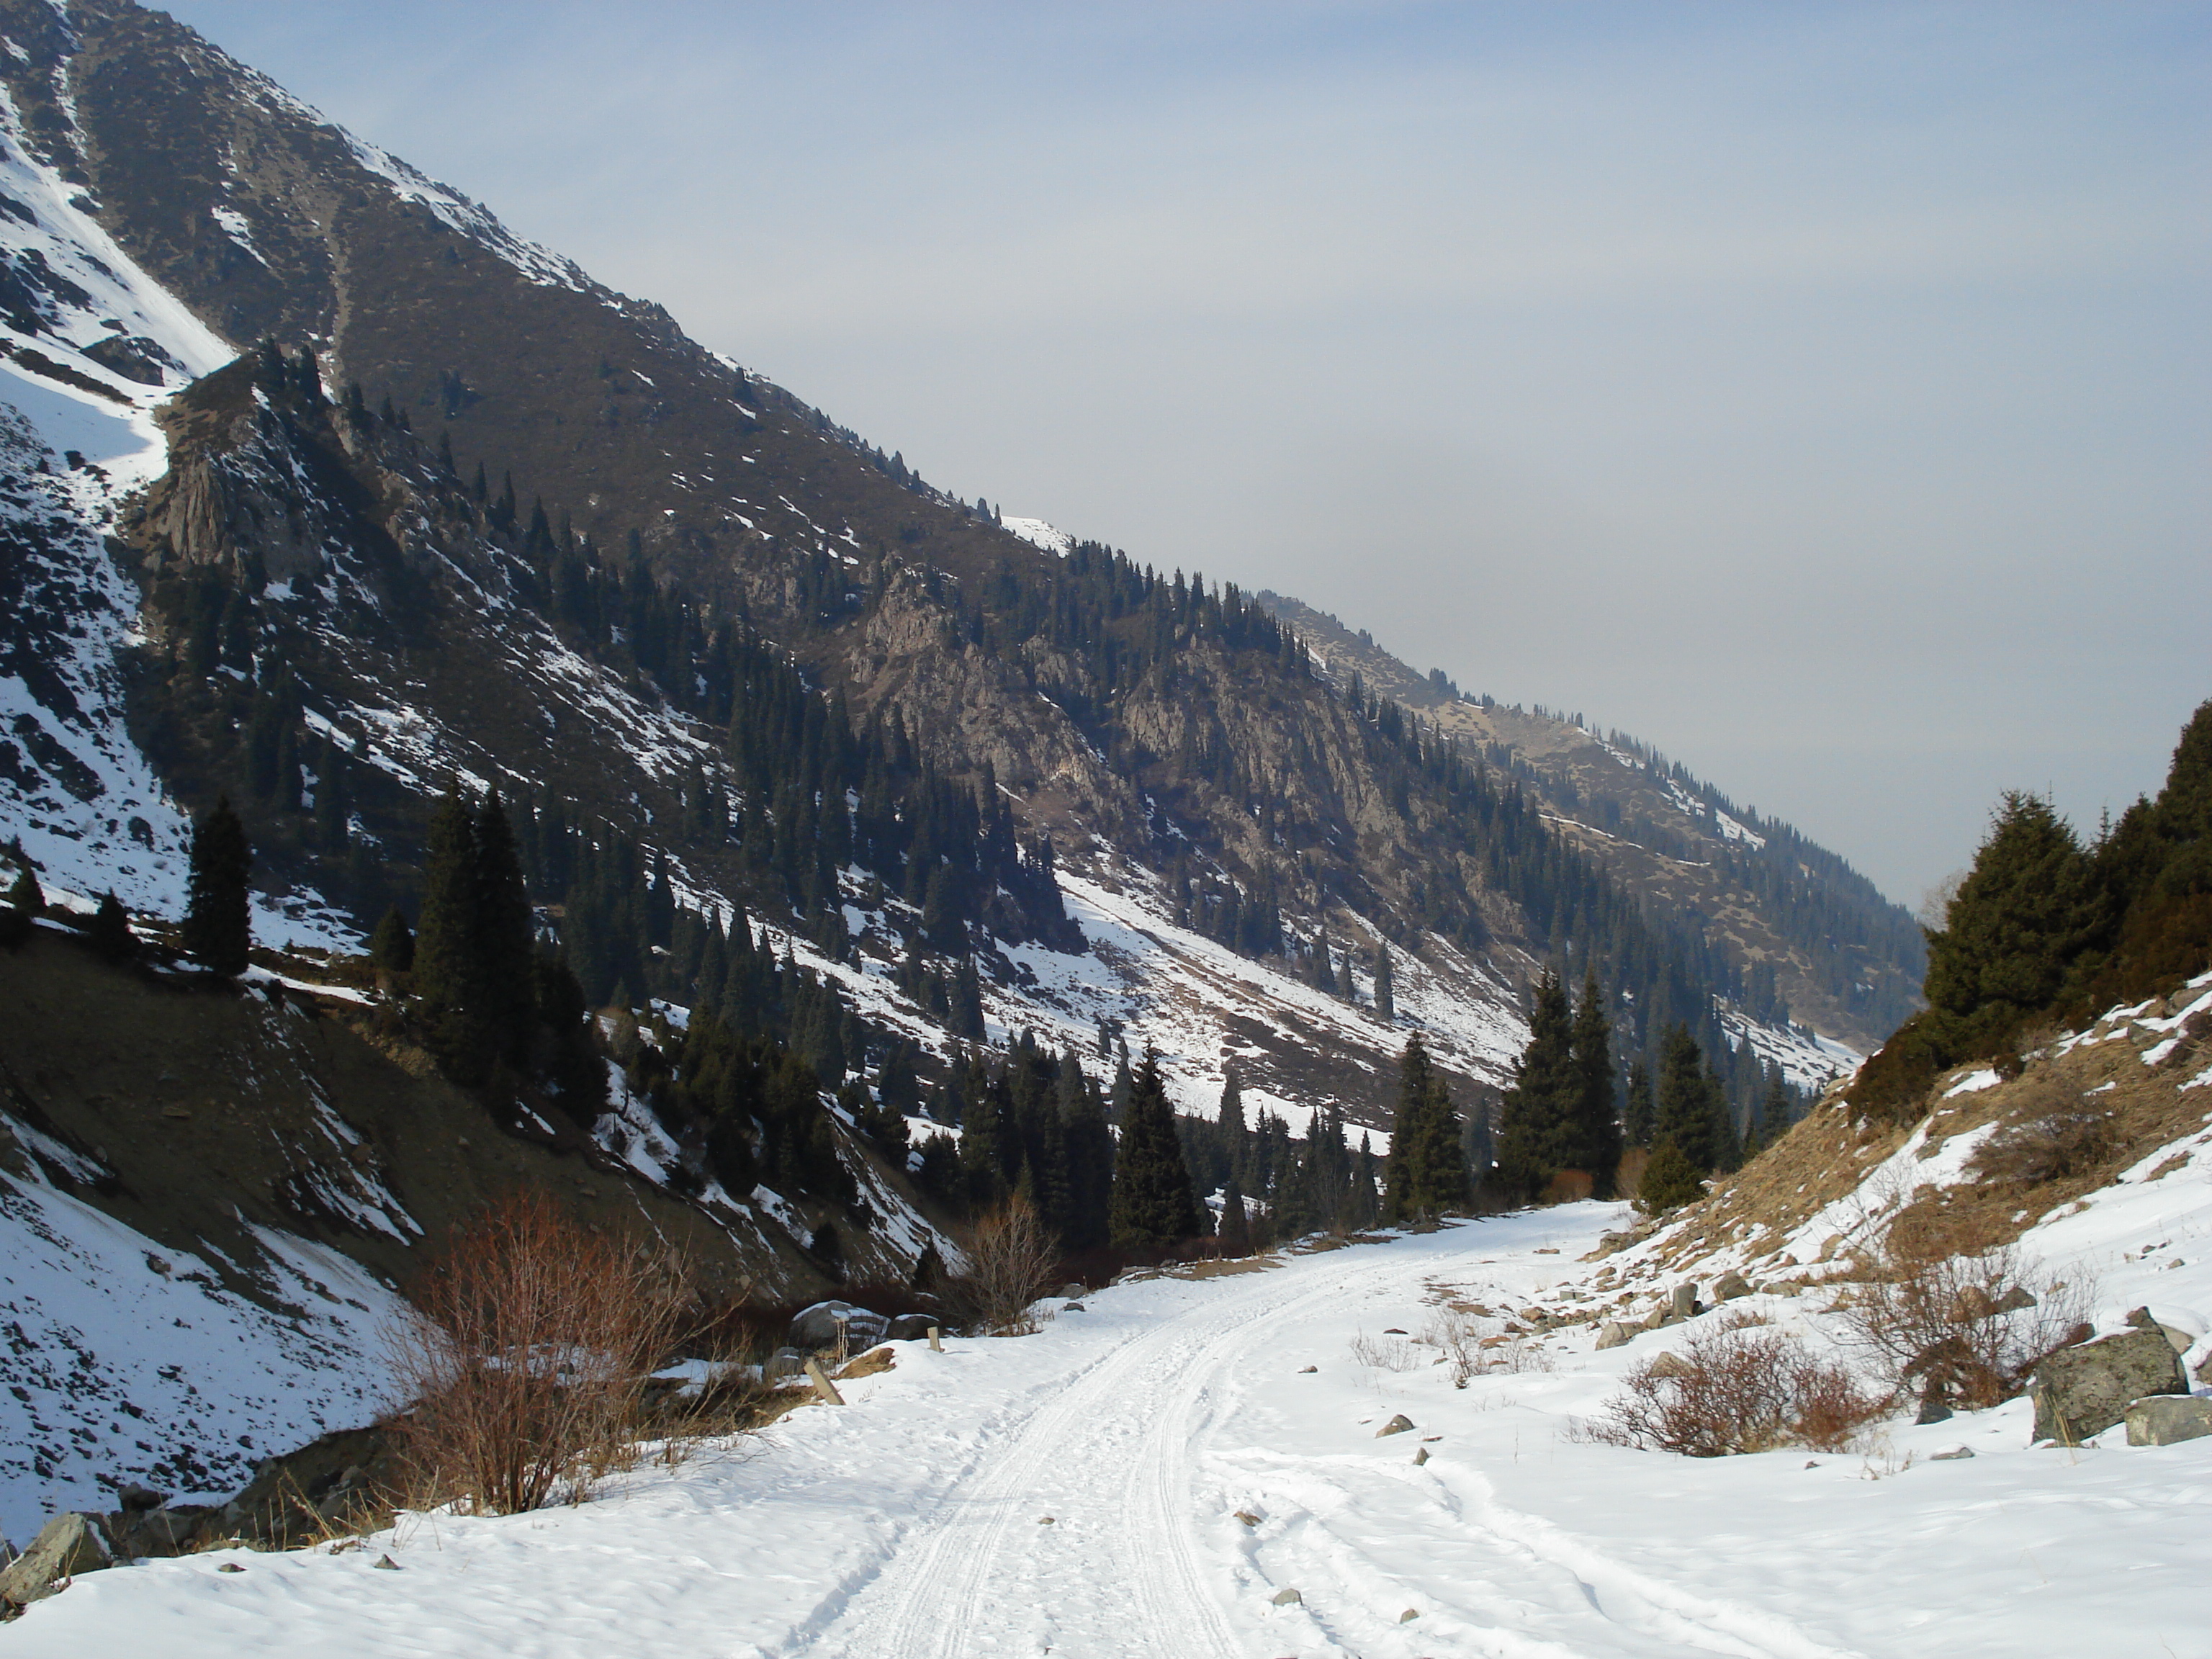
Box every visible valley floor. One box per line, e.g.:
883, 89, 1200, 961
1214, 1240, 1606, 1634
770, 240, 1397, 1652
8, 1208, 2209, 1658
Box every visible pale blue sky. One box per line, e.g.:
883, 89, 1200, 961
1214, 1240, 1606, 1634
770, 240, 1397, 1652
163, 1, 2210, 905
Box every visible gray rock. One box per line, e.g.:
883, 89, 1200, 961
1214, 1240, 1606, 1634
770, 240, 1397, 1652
1401, 1608, 1421, 1622
116, 1484, 168, 1516
886, 1313, 936, 1342
2031, 1327, 2188, 1442
374, 1553, 402, 1570
789, 1300, 889, 1351
1595, 1321, 1635, 1350
1669, 1283, 1701, 1321
1642, 1307, 1671, 1333
1647, 1351, 1693, 1379
765, 1346, 809, 1382
2126, 1395, 2212, 1447
1376, 1413, 1416, 1437
1993, 1285, 2037, 1314
1714, 1272, 1753, 1302
1915, 1393, 1954, 1425
1058, 1283, 1087, 1299
1412, 1446, 1429, 1466
1063, 1302, 1086, 1313
1271, 1587, 1303, 1606
1298, 1364, 1318, 1373
1928, 1445, 1974, 1461
0, 1513, 113, 1606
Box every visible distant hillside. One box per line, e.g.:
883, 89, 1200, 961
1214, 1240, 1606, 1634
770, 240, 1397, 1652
1255, 592, 1923, 1052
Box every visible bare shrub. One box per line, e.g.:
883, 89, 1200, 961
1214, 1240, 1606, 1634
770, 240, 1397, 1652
948, 1195, 1058, 1335
1838, 1238, 2092, 1411
1351, 1329, 1424, 1372
1579, 1324, 1883, 1457
385, 1192, 690, 1516
1967, 1112, 2118, 1186
1421, 1311, 1483, 1388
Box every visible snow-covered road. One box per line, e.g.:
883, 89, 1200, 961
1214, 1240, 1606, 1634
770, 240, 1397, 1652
10, 1207, 2210, 1656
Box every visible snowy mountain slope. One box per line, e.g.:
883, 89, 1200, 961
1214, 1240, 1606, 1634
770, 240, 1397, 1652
1258, 589, 1925, 1052
9, 1205, 2207, 1656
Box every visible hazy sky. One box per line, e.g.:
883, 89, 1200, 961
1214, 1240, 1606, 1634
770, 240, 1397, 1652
164, 1, 2209, 907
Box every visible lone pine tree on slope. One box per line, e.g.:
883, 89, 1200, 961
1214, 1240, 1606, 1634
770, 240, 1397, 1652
181, 795, 251, 976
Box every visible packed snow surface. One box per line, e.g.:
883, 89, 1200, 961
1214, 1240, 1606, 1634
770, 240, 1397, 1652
14, 1201, 2208, 1656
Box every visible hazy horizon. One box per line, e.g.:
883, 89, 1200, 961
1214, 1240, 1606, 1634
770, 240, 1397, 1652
161, 1, 2211, 907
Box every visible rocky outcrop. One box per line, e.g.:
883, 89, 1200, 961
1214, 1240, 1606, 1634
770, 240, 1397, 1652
2029, 1326, 2187, 1443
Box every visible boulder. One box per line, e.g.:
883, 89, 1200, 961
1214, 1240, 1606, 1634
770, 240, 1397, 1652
1057, 1283, 1087, 1299
1714, 1272, 1753, 1302
2125, 1395, 2212, 1447
0, 1513, 113, 1606
789, 1300, 888, 1351
1595, 1321, 1635, 1351
1647, 1351, 1693, 1379
1375, 1413, 1416, 1437
1063, 1303, 1086, 1313
1271, 1587, 1303, 1606
885, 1313, 936, 1342
1669, 1283, 1701, 1321
1993, 1286, 2037, 1314
2030, 1328, 2188, 1442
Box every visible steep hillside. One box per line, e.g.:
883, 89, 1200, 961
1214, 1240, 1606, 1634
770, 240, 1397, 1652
1259, 590, 1923, 1051
0, 914, 955, 1536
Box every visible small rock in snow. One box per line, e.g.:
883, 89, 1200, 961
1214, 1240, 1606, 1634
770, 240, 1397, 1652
218, 1562, 245, 1573
1233, 1510, 1261, 1527
1412, 1447, 1429, 1466
1376, 1413, 1415, 1437
374, 1553, 402, 1570
1930, 1445, 1974, 1461
1298, 1364, 1318, 1373
1271, 1587, 1303, 1606
1038, 1516, 1055, 1525
1400, 1607, 1421, 1622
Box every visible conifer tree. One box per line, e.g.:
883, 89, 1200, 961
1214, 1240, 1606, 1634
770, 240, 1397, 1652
181, 796, 252, 976
1637, 1138, 1706, 1213
1218, 1173, 1251, 1256
89, 891, 134, 961
1384, 1035, 1469, 1220
1060, 1054, 1115, 1250
415, 788, 493, 1078
1373, 943, 1395, 1022
1654, 1023, 1719, 1169
1622, 1061, 1655, 1150
1108, 1051, 1200, 1251
475, 789, 537, 1062
1215, 1064, 1246, 1184
1491, 971, 1575, 1202
7, 853, 42, 917
1924, 791, 2094, 1040
1569, 967, 1622, 1197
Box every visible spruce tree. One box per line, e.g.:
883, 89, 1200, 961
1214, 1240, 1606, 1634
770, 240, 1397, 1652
1491, 971, 1575, 1202
1924, 791, 2094, 1041
1654, 1023, 1718, 1169
8, 854, 42, 917
1622, 1061, 1655, 1149
414, 787, 490, 1078
475, 789, 536, 1062
1108, 1051, 1200, 1251
1637, 1138, 1706, 1213
1373, 943, 1395, 1022
89, 891, 134, 961
1219, 1173, 1251, 1256
1384, 1035, 1469, 1220
1569, 967, 1622, 1197
1215, 1064, 1246, 1184
181, 796, 252, 976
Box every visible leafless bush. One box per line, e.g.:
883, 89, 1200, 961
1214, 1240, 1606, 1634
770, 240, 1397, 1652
1421, 1311, 1483, 1387
1351, 1329, 1424, 1372
1578, 1323, 1883, 1457
385, 1192, 691, 1516
1967, 1112, 2118, 1186
948, 1195, 1058, 1335
1838, 1238, 2092, 1411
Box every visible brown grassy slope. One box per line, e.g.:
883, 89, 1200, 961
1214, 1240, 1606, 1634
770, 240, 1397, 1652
1646, 984, 2212, 1278
0, 927, 841, 1308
